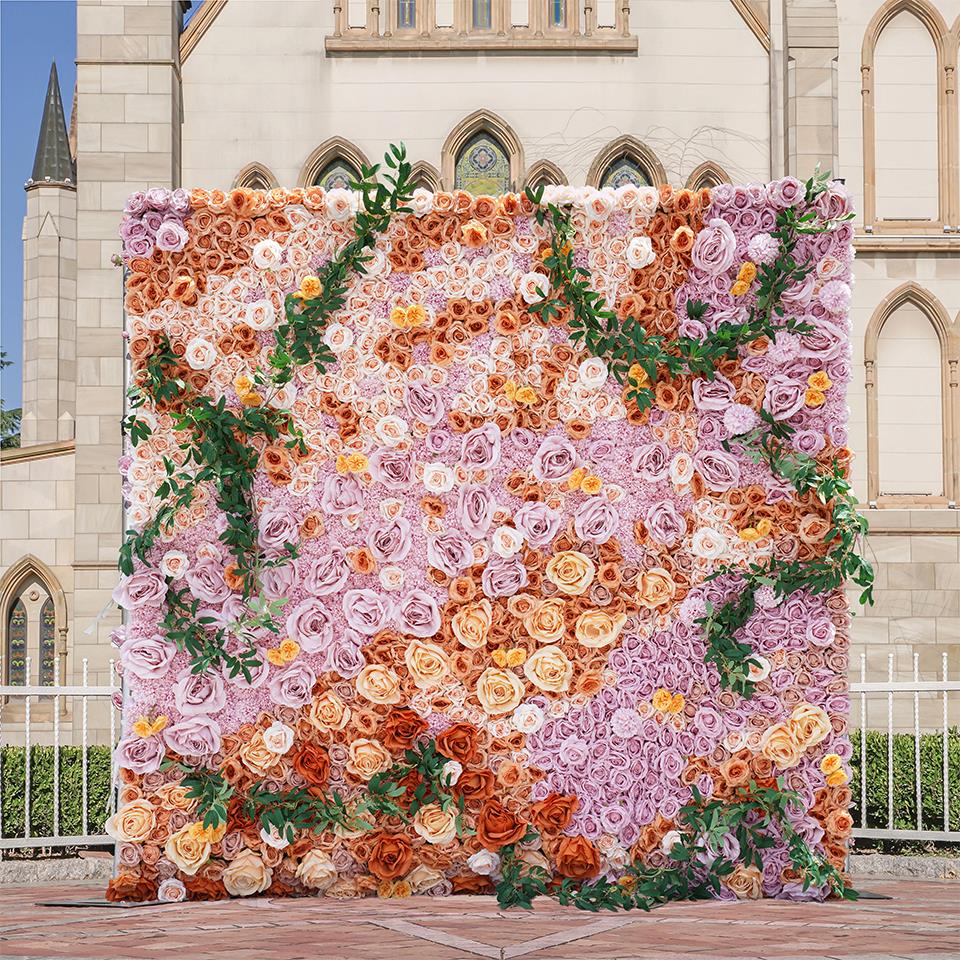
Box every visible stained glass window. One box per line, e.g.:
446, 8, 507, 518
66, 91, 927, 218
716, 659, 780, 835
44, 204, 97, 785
472, 0, 491, 29
398, 0, 415, 27
600, 156, 652, 189
314, 160, 361, 191
40, 597, 56, 686
455, 132, 510, 196
550, 0, 565, 27
6, 599, 26, 686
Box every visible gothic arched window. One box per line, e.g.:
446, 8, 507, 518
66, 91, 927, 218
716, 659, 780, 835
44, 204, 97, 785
314, 159, 361, 191
3, 576, 57, 686
455, 131, 510, 196
6, 599, 26, 686
600, 155, 652, 189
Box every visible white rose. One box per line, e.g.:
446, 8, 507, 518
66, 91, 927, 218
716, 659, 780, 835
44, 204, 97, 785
467, 849, 501, 876
259, 824, 290, 850
262, 720, 294, 755
578, 357, 608, 390
440, 760, 463, 787
159, 550, 188, 580
423, 461, 455, 493
184, 337, 217, 370
243, 298, 276, 330
325, 188, 358, 221
690, 528, 727, 560
267, 382, 297, 410
491, 525, 524, 559
324, 322, 354, 353
375, 415, 409, 447
605, 845, 631, 870
252, 238, 283, 269
661, 830, 684, 854
518, 271, 551, 305
512, 703, 544, 734
747, 655, 771, 683
410, 188, 434, 216
379, 565, 406, 592
626, 235, 655, 270
541, 184, 575, 207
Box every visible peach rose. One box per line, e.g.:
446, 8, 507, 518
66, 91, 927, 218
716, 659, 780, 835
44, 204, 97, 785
347, 738, 393, 780
476, 667, 524, 715
524, 597, 567, 644
356, 664, 402, 705
451, 599, 493, 649
726, 864, 763, 899
524, 645, 572, 693
296, 849, 338, 891
404, 639, 450, 689
789, 702, 831, 749
574, 609, 627, 648
164, 822, 212, 876
105, 799, 156, 843
636, 567, 676, 609
545, 551, 596, 596
759, 722, 803, 769
222, 849, 272, 897
308, 690, 351, 731
413, 803, 458, 845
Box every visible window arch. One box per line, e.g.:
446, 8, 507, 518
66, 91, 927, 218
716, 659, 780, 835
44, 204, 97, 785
298, 137, 372, 189
524, 159, 567, 190
587, 136, 666, 189
409, 160, 442, 192
861, 0, 951, 230
441, 110, 524, 193
0, 555, 67, 687
686, 161, 730, 191
865, 283, 958, 503
232, 162, 278, 191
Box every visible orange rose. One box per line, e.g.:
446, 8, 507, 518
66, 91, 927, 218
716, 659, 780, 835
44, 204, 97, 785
455, 768, 495, 803
292, 742, 330, 792
367, 832, 414, 880
436, 722, 481, 765
530, 793, 579, 835
476, 799, 527, 850
382, 707, 428, 752
554, 835, 601, 879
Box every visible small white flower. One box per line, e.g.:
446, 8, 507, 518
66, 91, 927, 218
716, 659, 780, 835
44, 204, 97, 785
661, 830, 684, 855
690, 528, 727, 561
440, 760, 463, 787
379, 565, 406, 592
626, 235, 655, 270
467, 849, 501, 876
325, 188, 358, 222
375, 415, 409, 447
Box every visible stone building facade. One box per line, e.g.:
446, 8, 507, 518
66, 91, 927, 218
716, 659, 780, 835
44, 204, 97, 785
2, 0, 959, 739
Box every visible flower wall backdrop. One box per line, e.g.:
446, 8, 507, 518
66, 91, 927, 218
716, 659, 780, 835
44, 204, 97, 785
110, 153, 864, 907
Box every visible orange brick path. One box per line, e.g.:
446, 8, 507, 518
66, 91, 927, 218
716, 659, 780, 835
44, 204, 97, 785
0, 879, 957, 959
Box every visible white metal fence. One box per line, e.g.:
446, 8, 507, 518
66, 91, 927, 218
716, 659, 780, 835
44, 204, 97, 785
0, 656, 119, 853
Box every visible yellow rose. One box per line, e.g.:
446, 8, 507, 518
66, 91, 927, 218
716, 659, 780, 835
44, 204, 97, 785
347, 738, 393, 780
451, 599, 492, 649
164, 822, 212, 876
105, 798, 156, 843
300, 275, 322, 299
233, 374, 253, 395
296, 849, 338, 891
566, 466, 587, 490
807, 371, 832, 391
390, 306, 408, 328
515, 386, 538, 406
739, 527, 761, 542
789, 702, 831, 749
406, 303, 427, 327
651, 688, 673, 712
308, 690, 351, 731
404, 638, 450, 689
826, 769, 849, 787
524, 597, 567, 644
730, 279, 750, 297
524, 644, 573, 693
413, 803, 458, 845
804, 388, 826, 407
346, 453, 369, 472
737, 261, 757, 284
756, 518, 773, 537
629, 364, 650, 388
819, 753, 843, 775
476, 667, 524, 715
759, 722, 804, 769
574, 609, 627, 648
279, 638, 300, 662
355, 663, 402, 705
636, 567, 676, 609
222, 849, 273, 897
580, 474, 602, 495
545, 550, 596, 596
668, 693, 685, 714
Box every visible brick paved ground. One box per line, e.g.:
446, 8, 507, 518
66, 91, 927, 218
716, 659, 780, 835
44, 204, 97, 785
0, 879, 957, 960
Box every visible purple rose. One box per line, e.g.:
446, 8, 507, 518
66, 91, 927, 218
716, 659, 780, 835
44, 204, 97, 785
367, 518, 412, 564
285, 597, 334, 653
300, 547, 350, 595
164, 716, 222, 758
113, 570, 167, 610
646, 500, 686, 547
532, 435, 577, 483
124, 234, 154, 258
169, 187, 191, 215
369, 448, 413, 489
185, 559, 232, 605
457, 484, 494, 538
155, 219, 189, 252
481, 555, 528, 598
762, 374, 806, 420
806, 617, 836, 648
269, 661, 316, 709
427, 530, 473, 577
258, 504, 300, 553
404, 381, 444, 426
123, 192, 147, 216
692, 374, 735, 412
173, 666, 226, 716
792, 429, 826, 455
342, 588, 391, 636
692, 218, 736, 275
460, 422, 502, 470
120, 634, 176, 680
573, 497, 618, 545
693, 449, 741, 492
321, 472, 364, 514
631, 442, 670, 482
326, 629, 365, 679
145, 186, 171, 210
120, 219, 149, 242
513, 501, 562, 548
142, 210, 164, 233
115, 734, 165, 775
799, 318, 847, 362
396, 589, 441, 638
261, 563, 296, 600
767, 176, 804, 209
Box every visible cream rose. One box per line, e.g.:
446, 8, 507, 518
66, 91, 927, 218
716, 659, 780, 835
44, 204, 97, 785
759, 722, 803, 769
636, 568, 676, 609
164, 822, 212, 876
252, 238, 283, 269
296, 849, 338, 891
413, 803, 458, 845
406, 863, 445, 893
184, 337, 217, 371
347, 738, 393, 780
524, 597, 567, 644
105, 798, 156, 843
262, 720, 295, 755
355, 663, 402, 705
159, 550, 189, 580
578, 357, 608, 390
575, 609, 627, 648
545, 551, 596, 596
518, 271, 551, 304
452, 599, 492, 649
222, 849, 273, 897
726, 865, 763, 900
404, 639, 450, 689
423, 461, 456, 494
476, 667, 524, 715
524, 645, 573, 693
626, 235, 655, 269
789, 702, 831, 749
308, 690, 351, 731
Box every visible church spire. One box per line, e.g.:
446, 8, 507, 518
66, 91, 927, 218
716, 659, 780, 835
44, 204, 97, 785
29, 61, 75, 185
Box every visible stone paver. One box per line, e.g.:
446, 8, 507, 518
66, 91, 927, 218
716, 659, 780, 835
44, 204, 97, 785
0, 879, 957, 960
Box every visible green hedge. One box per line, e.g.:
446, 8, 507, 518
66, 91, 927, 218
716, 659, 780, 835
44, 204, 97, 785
1, 745, 113, 840
849, 728, 960, 833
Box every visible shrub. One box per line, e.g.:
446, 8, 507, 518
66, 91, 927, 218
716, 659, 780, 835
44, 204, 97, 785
0, 745, 113, 840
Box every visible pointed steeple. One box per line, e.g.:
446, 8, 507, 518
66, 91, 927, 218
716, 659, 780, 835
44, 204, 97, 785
29, 62, 75, 185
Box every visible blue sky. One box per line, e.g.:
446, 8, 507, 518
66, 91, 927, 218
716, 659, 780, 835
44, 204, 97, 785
1, 0, 76, 410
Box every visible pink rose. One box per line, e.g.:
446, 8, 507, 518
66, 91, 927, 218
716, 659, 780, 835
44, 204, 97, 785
185, 559, 232, 605
321, 473, 364, 514
367, 518, 412, 564
269, 661, 316, 708
396, 590, 441, 638
257, 504, 300, 553
164, 716, 222, 758
285, 597, 334, 653
692, 374, 736, 412
113, 570, 167, 610
631, 442, 670, 482
460, 422, 502, 470
573, 497, 618, 545
646, 500, 686, 547
481, 555, 529, 599
513, 502, 562, 548
427, 531, 473, 577
692, 218, 736, 275
115, 733, 165, 774
693, 449, 741, 492
404, 381, 444, 426
457, 484, 494, 539
120, 634, 176, 680
532, 435, 577, 483
173, 666, 227, 717
342, 589, 391, 636
762, 375, 806, 420
300, 547, 350, 596
369, 448, 413, 489
767, 176, 804, 209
